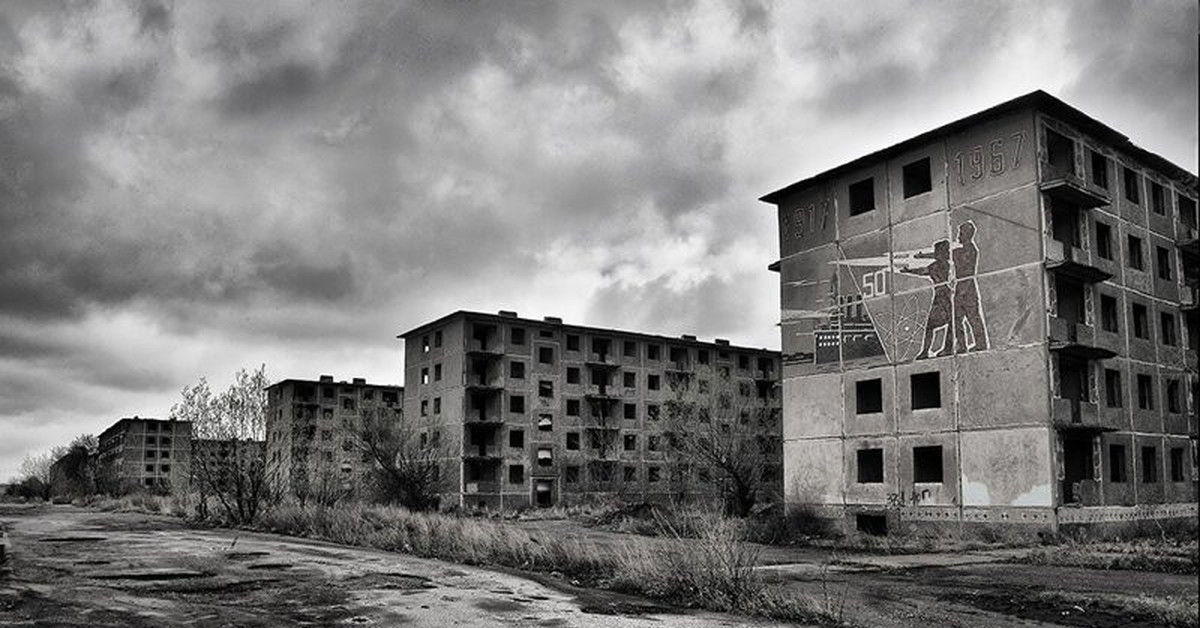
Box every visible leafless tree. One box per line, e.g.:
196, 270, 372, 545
13, 448, 63, 500
348, 405, 440, 510
170, 365, 275, 524
664, 365, 781, 517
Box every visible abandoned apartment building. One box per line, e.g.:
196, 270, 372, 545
401, 310, 783, 509
762, 90, 1198, 536
96, 417, 193, 491
265, 376, 404, 500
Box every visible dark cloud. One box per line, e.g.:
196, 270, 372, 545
220, 62, 321, 116
137, 0, 170, 35
0, 0, 1194, 480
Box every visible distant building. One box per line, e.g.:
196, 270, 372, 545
762, 90, 1198, 536
96, 417, 193, 491
400, 310, 782, 510
265, 376, 404, 500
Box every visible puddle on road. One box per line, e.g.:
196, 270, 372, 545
247, 563, 294, 571
579, 600, 673, 616
475, 597, 527, 613
38, 536, 106, 543
225, 551, 270, 561
91, 570, 210, 581
75, 559, 112, 565
344, 572, 436, 591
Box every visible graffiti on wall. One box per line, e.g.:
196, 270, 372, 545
782, 220, 989, 366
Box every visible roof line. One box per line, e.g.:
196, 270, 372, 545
759, 89, 1198, 204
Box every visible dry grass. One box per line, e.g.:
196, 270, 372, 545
77, 495, 851, 624
254, 503, 847, 624
1019, 536, 1199, 575
1035, 590, 1199, 628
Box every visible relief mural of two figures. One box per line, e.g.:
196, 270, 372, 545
899, 221, 990, 360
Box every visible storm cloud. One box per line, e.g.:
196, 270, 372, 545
0, 0, 1195, 478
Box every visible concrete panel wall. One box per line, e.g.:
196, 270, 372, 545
960, 427, 1052, 507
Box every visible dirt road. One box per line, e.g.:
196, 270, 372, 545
0, 504, 781, 628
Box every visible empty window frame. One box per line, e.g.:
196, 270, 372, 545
1105, 369, 1122, 407
623, 403, 636, 420
1089, 149, 1109, 189
509, 429, 525, 448
1136, 374, 1154, 410
902, 157, 932, 198
646, 344, 660, 360
856, 379, 883, 414
848, 177, 876, 215
1127, 235, 1144, 270
508, 464, 525, 484
856, 448, 884, 483
623, 371, 636, 388
1141, 446, 1158, 483
647, 374, 661, 390
1123, 166, 1140, 204
623, 466, 637, 482
538, 414, 553, 431
1180, 194, 1198, 227
1094, 222, 1113, 260
539, 380, 554, 398
538, 346, 555, 364
1100, 295, 1119, 333
511, 327, 526, 345
910, 372, 941, 410
623, 434, 637, 451
565, 465, 580, 483
1166, 379, 1181, 414
623, 341, 637, 357
912, 446, 943, 483
1155, 246, 1172, 281
1045, 128, 1075, 175
566, 335, 580, 351
509, 395, 526, 413
1170, 448, 1185, 482
1132, 303, 1150, 339
1161, 312, 1177, 346
565, 432, 580, 450
510, 361, 526, 379
434, 364, 442, 381
1109, 444, 1127, 482
566, 399, 580, 416
566, 367, 580, 384
1150, 181, 1167, 215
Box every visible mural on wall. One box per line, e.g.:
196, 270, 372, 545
782, 220, 989, 366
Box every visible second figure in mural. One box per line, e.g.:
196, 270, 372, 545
951, 222, 989, 353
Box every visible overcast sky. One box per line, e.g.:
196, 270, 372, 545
1, 0, 1196, 480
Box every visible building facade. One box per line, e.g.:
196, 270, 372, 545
401, 310, 782, 510
96, 417, 193, 491
265, 376, 403, 500
763, 91, 1198, 535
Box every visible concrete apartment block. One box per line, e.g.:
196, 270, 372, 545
97, 417, 193, 491
401, 310, 782, 510
762, 90, 1198, 536
265, 376, 403, 500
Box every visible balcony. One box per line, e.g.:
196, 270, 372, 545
1061, 479, 1102, 506
584, 354, 619, 369
1048, 317, 1116, 360
1045, 240, 1112, 283
1051, 397, 1109, 431
463, 481, 500, 494
1177, 223, 1198, 257
752, 369, 776, 383
584, 386, 621, 402
1040, 165, 1109, 209
1181, 286, 1198, 312
464, 411, 503, 426
464, 375, 504, 393
466, 340, 504, 358
463, 446, 502, 461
